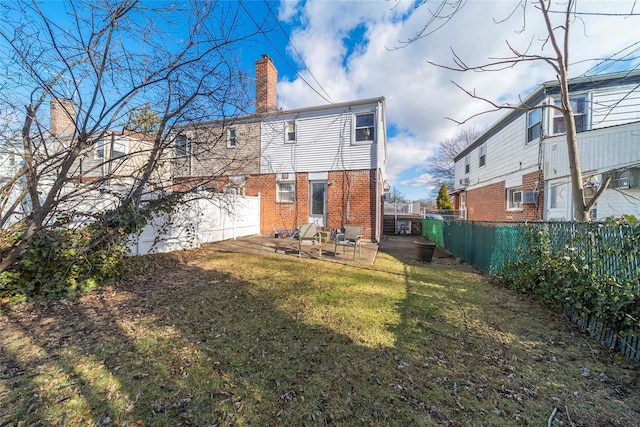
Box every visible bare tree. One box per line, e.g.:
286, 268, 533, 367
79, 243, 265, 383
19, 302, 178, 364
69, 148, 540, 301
405, 0, 638, 221
0, 0, 260, 275
424, 126, 482, 191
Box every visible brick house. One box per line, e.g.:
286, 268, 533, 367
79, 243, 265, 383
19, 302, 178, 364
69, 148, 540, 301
172, 55, 388, 241
452, 70, 640, 221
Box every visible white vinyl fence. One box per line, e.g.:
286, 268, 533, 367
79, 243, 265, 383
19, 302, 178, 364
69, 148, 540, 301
128, 194, 261, 256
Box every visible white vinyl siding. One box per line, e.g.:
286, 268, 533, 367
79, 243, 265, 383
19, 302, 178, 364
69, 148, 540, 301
454, 115, 539, 192
261, 103, 381, 174
543, 121, 640, 179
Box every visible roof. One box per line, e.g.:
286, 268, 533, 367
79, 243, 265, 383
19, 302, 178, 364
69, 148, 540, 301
177, 96, 386, 130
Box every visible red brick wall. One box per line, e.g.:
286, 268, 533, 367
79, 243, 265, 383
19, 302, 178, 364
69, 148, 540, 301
245, 169, 378, 240
465, 171, 544, 221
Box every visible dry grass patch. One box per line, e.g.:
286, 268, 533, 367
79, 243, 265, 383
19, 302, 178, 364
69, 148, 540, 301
1, 247, 639, 426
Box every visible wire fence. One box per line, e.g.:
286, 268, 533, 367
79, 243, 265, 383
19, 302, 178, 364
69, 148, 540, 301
422, 219, 640, 360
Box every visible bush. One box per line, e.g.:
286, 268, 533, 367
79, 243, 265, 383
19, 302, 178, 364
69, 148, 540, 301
0, 226, 127, 301
495, 217, 640, 334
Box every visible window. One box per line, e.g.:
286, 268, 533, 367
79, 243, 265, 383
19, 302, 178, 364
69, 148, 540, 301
552, 96, 587, 134
94, 140, 105, 160
464, 155, 470, 174
549, 183, 567, 209
354, 112, 375, 143
227, 128, 237, 148
276, 173, 295, 202
507, 188, 523, 210
479, 144, 487, 167
527, 108, 542, 142
285, 121, 296, 143
611, 170, 631, 189
111, 141, 126, 159
174, 134, 187, 157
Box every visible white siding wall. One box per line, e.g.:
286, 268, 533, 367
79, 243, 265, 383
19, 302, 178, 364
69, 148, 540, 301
454, 114, 539, 191
543, 121, 640, 179
590, 83, 640, 128
261, 102, 382, 173
595, 189, 640, 219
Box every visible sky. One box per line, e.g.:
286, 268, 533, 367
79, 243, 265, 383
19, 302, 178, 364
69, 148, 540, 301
235, 0, 640, 201
4, 1, 639, 201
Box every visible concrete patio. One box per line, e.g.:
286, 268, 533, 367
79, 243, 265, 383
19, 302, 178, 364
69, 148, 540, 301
204, 234, 457, 266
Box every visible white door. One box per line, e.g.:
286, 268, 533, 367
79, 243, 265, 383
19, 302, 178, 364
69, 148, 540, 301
546, 180, 571, 220
309, 181, 327, 227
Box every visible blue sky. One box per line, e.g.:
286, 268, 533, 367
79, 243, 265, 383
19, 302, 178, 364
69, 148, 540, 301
9, 1, 640, 201
232, 0, 639, 201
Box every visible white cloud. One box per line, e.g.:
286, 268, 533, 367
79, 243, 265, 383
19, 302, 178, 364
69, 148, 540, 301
276, 0, 640, 201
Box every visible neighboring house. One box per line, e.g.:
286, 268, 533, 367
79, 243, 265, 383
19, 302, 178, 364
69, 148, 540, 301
452, 70, 640, 221
48, 99, 171, 191
172, 55, 388, 241
171, 117, 261, 194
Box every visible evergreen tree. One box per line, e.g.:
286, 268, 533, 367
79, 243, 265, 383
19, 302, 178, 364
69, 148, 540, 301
436, 184, 453, 210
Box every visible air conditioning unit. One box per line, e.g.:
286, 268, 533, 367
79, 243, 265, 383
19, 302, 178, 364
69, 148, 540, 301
522, 190, 539, 204
276, 173, 292, 181
460, 177, 470, 186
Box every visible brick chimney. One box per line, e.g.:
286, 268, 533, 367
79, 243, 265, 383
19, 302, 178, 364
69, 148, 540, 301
50, 98, 76, 136
255, 54, 277, 113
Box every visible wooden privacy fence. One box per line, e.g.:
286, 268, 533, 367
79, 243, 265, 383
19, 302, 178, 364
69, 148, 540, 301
423, 219, 640, 361
128, 194, 260, 256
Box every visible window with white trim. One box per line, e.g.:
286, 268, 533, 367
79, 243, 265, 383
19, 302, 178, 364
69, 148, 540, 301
111, 141, 127, 159
464, 155, 470, 174
354, 112, 375, 144
174, 134, 188, 157
552, 96, 588, 135
276, 173, 295, 203
527, 108, 542, 142
95, 139, 105, 160
285, 121, 296, 143
479, 144, 487, 167
227, 127, 237, 148
507, 188, 523, 210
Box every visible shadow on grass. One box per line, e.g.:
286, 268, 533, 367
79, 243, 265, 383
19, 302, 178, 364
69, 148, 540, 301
1, 250, 639, 426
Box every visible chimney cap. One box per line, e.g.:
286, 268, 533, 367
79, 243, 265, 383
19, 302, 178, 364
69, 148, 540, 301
261, 54, 270, 60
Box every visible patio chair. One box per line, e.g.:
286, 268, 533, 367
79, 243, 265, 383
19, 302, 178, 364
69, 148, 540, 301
298, 223, 319, 257
334, 225, 363, 260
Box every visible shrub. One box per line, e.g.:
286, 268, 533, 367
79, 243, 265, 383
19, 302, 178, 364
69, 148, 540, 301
495, 217, 640, 334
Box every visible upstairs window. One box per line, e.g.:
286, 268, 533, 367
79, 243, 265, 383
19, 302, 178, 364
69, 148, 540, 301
552, 96, 588, 135
479, 144, 487, 167
354, 112, 375, 144
95, 139, 105, 160
174, 134, 188, 157
464, 155, 470, 174
227, 127, 237, 148
527, 108, 542, 142
111, 141, 127, 159
285, 121, 296, 143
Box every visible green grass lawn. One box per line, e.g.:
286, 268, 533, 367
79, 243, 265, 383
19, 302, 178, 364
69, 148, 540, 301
1, 248, 639, 426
